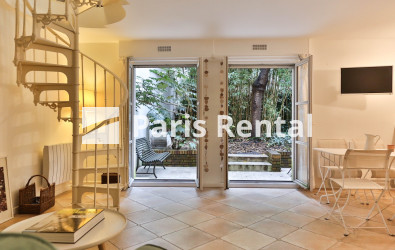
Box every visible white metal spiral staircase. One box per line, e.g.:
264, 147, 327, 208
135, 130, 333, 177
14, 0, 128, 210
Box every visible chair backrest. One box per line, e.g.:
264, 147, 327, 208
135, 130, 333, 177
316, 139, 348, 171
136, 138, 152, 159
343, 149, 392, 171
317, 139, 348, 149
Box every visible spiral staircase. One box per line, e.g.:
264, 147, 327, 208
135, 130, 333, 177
13, 0, 128, 210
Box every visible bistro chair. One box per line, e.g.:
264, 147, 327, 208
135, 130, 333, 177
325, 149, 393, 236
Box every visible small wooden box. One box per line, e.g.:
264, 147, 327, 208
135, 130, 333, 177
101, 173, 121, 184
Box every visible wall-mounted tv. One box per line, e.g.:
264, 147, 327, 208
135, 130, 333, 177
341, 66, 393, 94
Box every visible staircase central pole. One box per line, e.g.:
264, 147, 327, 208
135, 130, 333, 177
72, 13, 80, 207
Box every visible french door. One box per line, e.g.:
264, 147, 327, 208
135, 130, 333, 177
127, 58, 201, 187
293, 56, 312, 188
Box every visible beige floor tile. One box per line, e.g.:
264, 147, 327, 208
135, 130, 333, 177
341, 229, 395, 249
200, 190, 234, 201
142, 217, 189, 236
221, 210, 263, 226
194, 218, 243, 237
11, 187, 395, 250
264, 196, 305, 210
290, 203, 328, 218
153, 202, 192, 216
173, 210, 215, 225
125, 238, 181, 250
328, 242, 365, 250
109, 226, 156, 249
323, 214, 367, 228
156, 191, 197, 202
219, 197, 261, 210
249, 219, 298, 239
270, 211, 316, 228
125, 219, 137, 229
163, 227, 216, 249
240, 192, 274, 203
222, 228, 276, 250
257, 188, 297, 198
368, 205, 395, 224
119, 199, 148, 214
261, 241, 304, 250
126, 209, 167, 225
282, 229, 337, 250
199, 203, 240, 216
302, 219, 345, 240
132, 195, 174, 208
180, 197, 218, 208
225, 188, 261, 197
193, 239, 243, 250
128, 191, 158, 201
342, 205, 372, 218
242, 203, 285, 217
281, 190, 312, 201
359, 220, 395, 236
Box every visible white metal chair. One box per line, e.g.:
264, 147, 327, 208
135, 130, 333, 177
315, 139, 350, 204
352, 137, 389, 205
325, 149, 393, 236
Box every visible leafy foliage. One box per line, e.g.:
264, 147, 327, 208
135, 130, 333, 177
136, 67, 198, 149
228, 68, 292, 138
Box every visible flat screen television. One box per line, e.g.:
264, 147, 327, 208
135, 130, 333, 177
341, 66, 393, 94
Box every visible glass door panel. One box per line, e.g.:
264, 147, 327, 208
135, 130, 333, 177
293, 56, 312, 188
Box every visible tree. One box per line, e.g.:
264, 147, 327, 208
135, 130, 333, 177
251, 69, 269, 137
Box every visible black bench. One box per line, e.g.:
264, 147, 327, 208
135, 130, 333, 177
136, 138, 170, 178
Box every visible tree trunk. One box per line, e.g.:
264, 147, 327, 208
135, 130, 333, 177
251, 69, 270, 137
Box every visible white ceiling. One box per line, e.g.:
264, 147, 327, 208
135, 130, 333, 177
79, 0, 395, 43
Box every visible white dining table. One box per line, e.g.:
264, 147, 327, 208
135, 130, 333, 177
314, 148, 395, 157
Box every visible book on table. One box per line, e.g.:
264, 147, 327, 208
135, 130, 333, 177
22, 208, 105, 243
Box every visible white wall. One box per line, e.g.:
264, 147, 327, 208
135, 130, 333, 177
119, 38, 309, 58
310, 38, 395, 187
310, 38, 395, 145
0, 2, 72, 211
80, 43, 125, 79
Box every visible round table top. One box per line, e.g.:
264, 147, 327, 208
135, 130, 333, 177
3, 210, 126, 250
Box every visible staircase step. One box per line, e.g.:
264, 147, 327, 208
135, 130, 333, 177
36, 14, 75, 32
75, 184, 120, 193
78, 168, 124, 175
21, 83, 73, 93
228, 162, 272, 166
19, 60, 72, 68
52, 19, 75, 32
228, 153, 268, 162
79, 148, 122, 158
228, 161, 279, 172
74, 185, 120, 208
34, 37, 72, 50
39, 101, 71, 106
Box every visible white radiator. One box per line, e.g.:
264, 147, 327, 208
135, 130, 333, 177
43, 143, 72, 185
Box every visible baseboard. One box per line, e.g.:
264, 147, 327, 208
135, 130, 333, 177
55, 181, 72, 196
229, 181, 298, 188
132, 180, 197, 187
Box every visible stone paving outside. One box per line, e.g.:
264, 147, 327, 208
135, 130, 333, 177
135, 166, 292, 181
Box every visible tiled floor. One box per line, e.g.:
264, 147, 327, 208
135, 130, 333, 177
1, 187, 395, 250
